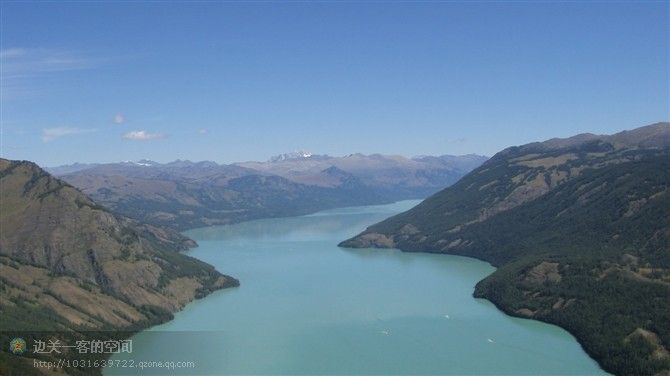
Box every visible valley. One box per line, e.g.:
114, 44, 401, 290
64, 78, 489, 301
2, 3, 666, 375
107, 201, 605, 375
1, 124, 668, 375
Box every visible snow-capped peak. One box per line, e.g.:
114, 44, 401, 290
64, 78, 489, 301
122, 159, 159, 167
269, 150, 313, 162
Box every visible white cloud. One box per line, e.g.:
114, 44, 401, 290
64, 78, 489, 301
197, 129, 208, 134
123, 130, 166, 141
41, 127, 95, 142
113, 113, 126, 124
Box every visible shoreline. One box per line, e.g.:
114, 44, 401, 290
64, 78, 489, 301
105, 201, 604, 375
475, 286, 611, 375
96, 270, 239, 376
340, 243, 611, 375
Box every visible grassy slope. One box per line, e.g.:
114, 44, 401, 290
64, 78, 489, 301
0, 159, 239, 375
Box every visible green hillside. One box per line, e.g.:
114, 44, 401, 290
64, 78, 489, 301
340, 123, 670, 375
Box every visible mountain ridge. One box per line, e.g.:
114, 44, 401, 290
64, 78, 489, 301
53, 153, 487, 231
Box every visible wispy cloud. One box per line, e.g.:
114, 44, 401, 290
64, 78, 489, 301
2, 48, 101, 77
42, 127, 95, 142
123, 130, 166, 141
1, 48, 106, 100
0, 48, 28, 59
197, 128, 208, 134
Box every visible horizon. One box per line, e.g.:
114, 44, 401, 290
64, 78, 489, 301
1, 2, 668, 166
26, 121, 670, 168
41, 150, 491, 168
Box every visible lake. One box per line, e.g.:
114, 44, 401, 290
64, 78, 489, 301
108, 200, 605, 375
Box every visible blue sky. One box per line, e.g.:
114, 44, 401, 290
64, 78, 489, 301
1, 1, 667, 166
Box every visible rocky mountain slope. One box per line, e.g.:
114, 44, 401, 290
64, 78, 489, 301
54, 153, 487, 231
340, 122, 670, 376
0, 159, 238, 375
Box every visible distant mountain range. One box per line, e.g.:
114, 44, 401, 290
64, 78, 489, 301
341, 122, 670, 375
0, 159, 238, 374
49, 153, 487, 231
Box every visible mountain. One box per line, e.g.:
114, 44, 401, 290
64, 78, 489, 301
340, 123, 670, 376
45, 162, 101, 176
0, 159, 238, 375
237, 152, 488, 197
53, 153, 487, 231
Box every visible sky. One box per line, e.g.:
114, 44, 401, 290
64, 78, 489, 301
1, 1, 668, 167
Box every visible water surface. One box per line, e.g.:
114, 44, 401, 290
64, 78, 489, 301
109, 200, 605, 375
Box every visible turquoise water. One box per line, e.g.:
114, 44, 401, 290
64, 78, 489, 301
108, 200, 605, 375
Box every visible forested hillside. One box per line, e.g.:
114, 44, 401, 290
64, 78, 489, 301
341, 123, 670, 375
